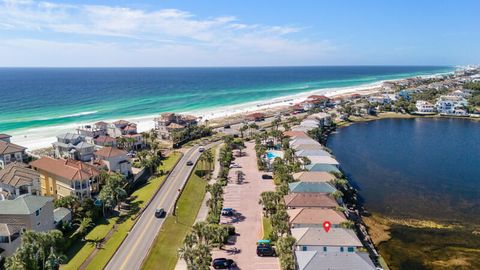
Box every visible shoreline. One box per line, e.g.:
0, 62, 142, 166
10, 70, 454, 150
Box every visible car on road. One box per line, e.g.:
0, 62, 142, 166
155, 208, 165, 218
212, 258, 236, 269
221, 208, 234, 216
229, 163, 241, 168
186, 160, 194, 166
256, 245, 276, 257
199, 147, 205, 152
223, 124, 231, 129
261, 174, 273, 179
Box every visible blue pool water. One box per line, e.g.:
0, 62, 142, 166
267, 151, 280, 159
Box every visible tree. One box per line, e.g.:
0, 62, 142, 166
259, 191, 281, 217
54, 195, 80, 217
239, 124, 249, 138
72, 217, 94, 241
98, 173, 127, 216
272, 118, 281, 130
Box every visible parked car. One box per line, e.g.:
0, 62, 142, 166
229, 163, 241, 169
257, 245, 276, 257
223, 124, 231, 129
212, 258, 236, 269
261, 174, 273, 179
221, 208, 234, 216
155, 208, 165, 218
186, 160, 194, 166
199, 147, 205, 152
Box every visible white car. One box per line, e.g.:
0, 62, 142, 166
229, 163, 241, 168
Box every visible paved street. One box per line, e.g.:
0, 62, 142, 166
105, 143, 217, 270
212, 142, 280, 270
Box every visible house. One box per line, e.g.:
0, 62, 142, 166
95, 147, 131, 176
0, 134, 11, 143
0, 195, 55, 257
52, 133, 95, 162
283, 131, 310, 139
292, 172, 336, 183
288, 208, 347, 229
295, 251, 376, 270
292, 227, 363, 253
289, 182, 337, 194
307, 113, 332, 127
93, 135, 117, 147
292, 144, 326, 152
108, 120, 138, 138
122, 133, 145, 150
299, 119, 321, 130
0, 163, 40, 199
53, 207, 72, 226
435, 100, 455, 114
245, 112, 266, 122
367, 94, 391, 104
30, 157, 100, 200
154, 113, 198, 140
284, 193, 338, 209
307, 156, 340, 166
415, 100, 435, 113
296, 150, 332, 158
76, 124, 107, 138
0, 141, 27, 169
306, 164, 341, 174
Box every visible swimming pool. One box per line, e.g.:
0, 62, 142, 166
267, 151, 280, 159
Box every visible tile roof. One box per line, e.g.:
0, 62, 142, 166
284, 193, 338, 208
0, 162, 39, 187
293, 172, 336, 183
292, 144, 326, 151
0, 134, 11, 140
30, 157, 99, 181
0, 195, 53, 215
288, 208, 347, 225
283, 131, 309, 138
295, 251, 375, 270
94, 136, 117, 144
289, 182, 337, 193
307, 156, 339, 166
0, 141, 27, 155
95, 147, 127, 158
292, 227, 362, 247
167, 123, 185, 129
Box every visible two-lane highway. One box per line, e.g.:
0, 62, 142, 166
105, 143, 217, 270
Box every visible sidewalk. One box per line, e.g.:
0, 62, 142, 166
175, 144, 222, 270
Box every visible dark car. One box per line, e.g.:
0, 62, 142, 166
261, 174, 273, 179
155, 208, 165, 218
223, 124, 231, 129
212, 258, 236, 269
186, 160, 194, 166
221, 208, 234, 216
257, 245, 276, 257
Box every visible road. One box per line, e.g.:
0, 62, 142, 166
105, 143, 217, 270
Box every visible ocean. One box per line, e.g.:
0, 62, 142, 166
0, 66, 452, 147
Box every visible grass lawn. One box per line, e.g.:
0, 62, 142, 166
142, 162, 209, 270
262, 217, 273, 239
61, 152, 182, 270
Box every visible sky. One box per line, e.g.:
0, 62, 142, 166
0, 0, 479, 67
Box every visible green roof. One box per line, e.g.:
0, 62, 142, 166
0, 195, 52, 215
305, 164, 341, 174
289, 182, 337, 193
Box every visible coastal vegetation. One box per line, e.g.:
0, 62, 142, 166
171, 125, 213, 147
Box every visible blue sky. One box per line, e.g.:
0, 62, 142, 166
0, 0, 479, 67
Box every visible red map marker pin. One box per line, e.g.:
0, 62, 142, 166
323, 221, 331, 233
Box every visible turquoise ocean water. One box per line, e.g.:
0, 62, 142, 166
0, 66, 454, 135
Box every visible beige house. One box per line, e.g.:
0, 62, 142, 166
0, 140, 27, 169
95, 147, 131, 176
154, 113, 197, 140
30, 157, 100, 200
0, 162, 40, 199
0, 195, 55, 257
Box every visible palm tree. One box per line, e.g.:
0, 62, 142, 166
72, 217, 94, 241
204, 150, 214, 171
272, 118, 281, 130
44, 247, 67, 270
239, 124, 248, 138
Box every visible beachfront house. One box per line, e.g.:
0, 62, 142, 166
94, 147, 132, 177
288, 208, 347, 229
93, 135, 117, 147
415, 100, 435, 113
288, 182, 337, 194
52, 133, 95, 162
291, 227, 363, 253
107, 120, 138, 138
0, 195, 55, 257
30, 157, 100, 200
284, 193, 338, 209
0, 140, 28, 169
122, 133, 145, 150
295, 251, 376, 270
0, 163, 40, 199
154, 113, 198, 140
76, 124, 107, 138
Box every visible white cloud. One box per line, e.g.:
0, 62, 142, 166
0, 0, 337, 66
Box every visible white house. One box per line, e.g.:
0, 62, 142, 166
415, 100, 435, 113
95, 147, 132, 176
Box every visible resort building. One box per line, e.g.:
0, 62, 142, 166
0, 195, 55, 257
288, 208, 347, 229
295, 251, 376, 270
288, 182, 337, 194
30, 157, 100, 200
291, 227, 363, 253
154, 113, 198, 140
94, 147, 132, 177
0, 163, 40, 199
415, 100, 435, 113
284, 193, 338, 209
293, 172, 336, 183
0, 140, 28, 169
52, 133, 95, 162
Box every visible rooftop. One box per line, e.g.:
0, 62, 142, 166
292, 227, 362, 247
289, 182, 337, 193
296, 251, 375, 270
0, 141, 27, 155
95, 147, 127, 158
0, 162, 39, 188
31, 157, 99, 181
288, 208, 347, 225
0, 195, 53, 215
305, 164, 341, 174
293, 172, 336, 183
284, 193, 338, 208
283, 131, 310, 138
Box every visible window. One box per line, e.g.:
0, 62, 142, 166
323, 247, 327, 252
302, 246, 307, 251
340, 247, 344, 252
347, 247, 355, 252
35, 210, 40, 216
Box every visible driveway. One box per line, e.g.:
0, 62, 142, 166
212, 142, 280, 270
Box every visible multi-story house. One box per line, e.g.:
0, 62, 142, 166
0, 163, 40, 199
154, 113, 198, 140
415, 100, 435, 113
52, 133, 95, 162
30, 157, 100, 200
0, 195, 55, 256
95, 147, 131, 177
0, 140, 27, 169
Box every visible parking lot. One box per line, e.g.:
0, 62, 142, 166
213, 142, 280, 270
